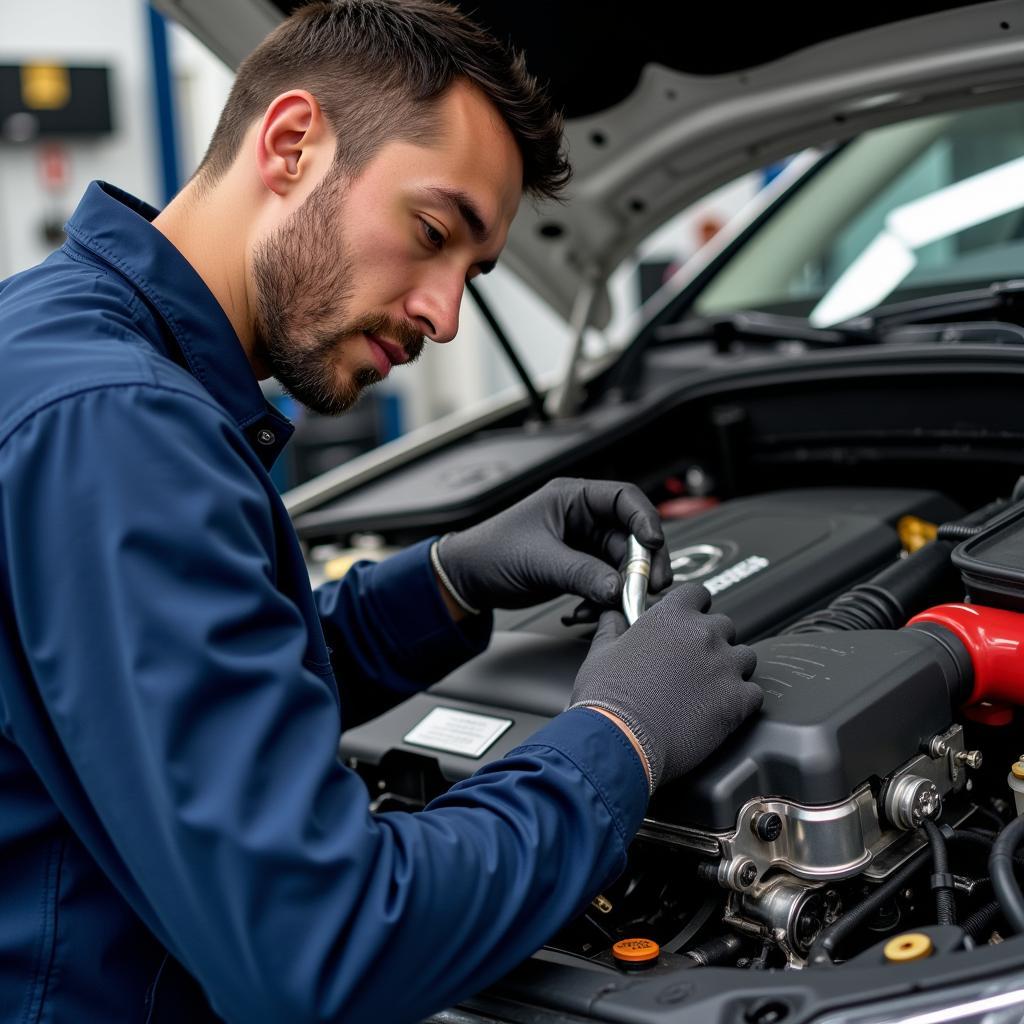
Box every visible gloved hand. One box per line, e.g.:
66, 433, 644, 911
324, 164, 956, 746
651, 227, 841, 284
569, 583, 762, 792
435, 478, 672, 612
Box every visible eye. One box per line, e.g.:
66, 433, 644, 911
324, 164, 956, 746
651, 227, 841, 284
419, 217, 446, 251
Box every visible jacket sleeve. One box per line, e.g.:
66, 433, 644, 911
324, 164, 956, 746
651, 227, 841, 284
313, 544, 493, 728
1, 381, 649, 1024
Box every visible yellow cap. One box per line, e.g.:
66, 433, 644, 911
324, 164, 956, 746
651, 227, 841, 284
884, 933, 933, 963
612, 938, 660, 964
897, 516, 938, 553
1012, 761, 1024, 780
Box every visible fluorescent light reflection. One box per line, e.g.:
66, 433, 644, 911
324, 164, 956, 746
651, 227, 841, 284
810, 155, 1024, 326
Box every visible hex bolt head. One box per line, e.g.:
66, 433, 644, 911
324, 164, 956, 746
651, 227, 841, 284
738, 861, 759, 888
752, 811, 783, 843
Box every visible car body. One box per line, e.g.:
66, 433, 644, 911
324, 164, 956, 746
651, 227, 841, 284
155, 2, 1024, 1021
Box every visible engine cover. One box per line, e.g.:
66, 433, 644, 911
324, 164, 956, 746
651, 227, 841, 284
340, 488, 964, 811
649, 627, 969, 832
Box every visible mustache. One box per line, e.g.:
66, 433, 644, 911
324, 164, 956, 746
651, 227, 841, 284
357, 312, 425, 361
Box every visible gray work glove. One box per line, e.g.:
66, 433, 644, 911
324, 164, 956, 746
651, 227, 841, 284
435, 478, 673, 612
569, 583, 762, 792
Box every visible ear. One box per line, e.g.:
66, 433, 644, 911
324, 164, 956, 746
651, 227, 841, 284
254, 90, 332, 197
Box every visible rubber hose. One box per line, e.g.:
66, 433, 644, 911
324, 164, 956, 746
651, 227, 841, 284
783, 541, 957, 635
924, 819, 957, 925
808, 846, 930, 966
961, 899, 1002, 942
954, 830, 1024, 866
989, 815, 1024, 934
683, 933, 745, 967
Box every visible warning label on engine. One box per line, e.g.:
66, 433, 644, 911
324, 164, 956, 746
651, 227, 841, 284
404, 707, 513, 758
704, 555, 770, 595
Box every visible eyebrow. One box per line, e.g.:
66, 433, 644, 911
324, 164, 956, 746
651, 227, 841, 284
423, 186, 491, 244
421, 186, 499, 275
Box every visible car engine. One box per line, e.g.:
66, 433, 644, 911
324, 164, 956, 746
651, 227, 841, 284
340, 486, 1024, 971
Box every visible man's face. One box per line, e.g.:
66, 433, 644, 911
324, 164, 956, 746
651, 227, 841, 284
251, 81, 523, 415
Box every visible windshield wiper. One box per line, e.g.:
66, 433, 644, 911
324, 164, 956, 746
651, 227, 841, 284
840, 279, 1024, 331
654, 310, 876, 351
874, 321, 1024, 346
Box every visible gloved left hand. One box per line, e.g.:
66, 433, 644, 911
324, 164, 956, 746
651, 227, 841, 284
434, 478, 673, 612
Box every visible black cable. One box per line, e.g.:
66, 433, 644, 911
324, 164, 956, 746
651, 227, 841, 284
989, 815, 1024, 934
972, 804, 1010, 833
808, 845, 930, 966
924, 819, 956, 925
936, 522, 984, 541
961, 899, 1003, 942
662, 895, 718, 954
935, 496, 1011, 544
952, 830, 1024, 867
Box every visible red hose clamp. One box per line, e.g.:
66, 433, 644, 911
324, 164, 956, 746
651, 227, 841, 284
909, 603, 1024, 726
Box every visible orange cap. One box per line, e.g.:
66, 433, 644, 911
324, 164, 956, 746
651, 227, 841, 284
612, 938, 660, 965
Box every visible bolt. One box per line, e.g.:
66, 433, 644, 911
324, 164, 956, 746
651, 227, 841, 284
738, 861, 758, 888
956, 750, 983, 769
929, 737, 951, 758
752, 811, 784, 843
744, 1000, 790, 1024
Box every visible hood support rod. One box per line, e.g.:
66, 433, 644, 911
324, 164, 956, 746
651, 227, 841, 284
466, 281, 549, 424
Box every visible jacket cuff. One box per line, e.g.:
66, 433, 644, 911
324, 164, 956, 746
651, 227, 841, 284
507, 707, 649, 846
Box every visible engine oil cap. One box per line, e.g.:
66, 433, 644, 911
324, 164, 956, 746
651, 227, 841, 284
612, 938, 660, 969
884, 933, 934, 963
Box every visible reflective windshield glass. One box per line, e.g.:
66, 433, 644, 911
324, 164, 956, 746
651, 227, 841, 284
694, 98, 1024, 324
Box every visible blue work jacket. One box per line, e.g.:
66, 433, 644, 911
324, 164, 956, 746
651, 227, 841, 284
0, 182, 648, 1023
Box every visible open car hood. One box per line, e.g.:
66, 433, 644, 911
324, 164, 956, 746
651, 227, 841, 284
155, 0, 1024, 324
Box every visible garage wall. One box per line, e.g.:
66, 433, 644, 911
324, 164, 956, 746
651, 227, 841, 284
0, 0, 160, 278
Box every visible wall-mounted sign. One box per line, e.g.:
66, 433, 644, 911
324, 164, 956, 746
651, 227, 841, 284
0, 64, 112, 142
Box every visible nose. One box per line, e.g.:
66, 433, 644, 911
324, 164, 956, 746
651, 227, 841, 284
405, 273, 464, 345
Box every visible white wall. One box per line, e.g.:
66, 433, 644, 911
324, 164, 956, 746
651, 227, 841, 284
0, 0, 161, 277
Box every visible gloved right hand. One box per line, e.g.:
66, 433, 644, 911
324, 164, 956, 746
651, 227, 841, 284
568, 583, 762, 792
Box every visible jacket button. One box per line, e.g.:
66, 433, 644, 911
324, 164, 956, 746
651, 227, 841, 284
256, 429, 276, 446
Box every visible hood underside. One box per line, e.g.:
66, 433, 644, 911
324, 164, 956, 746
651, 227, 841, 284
156, 0, 1024, 323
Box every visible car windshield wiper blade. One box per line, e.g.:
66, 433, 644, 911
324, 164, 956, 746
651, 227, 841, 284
654, 310, 876, 350
840, 279, 1024, 331
876, 320, 1024, 346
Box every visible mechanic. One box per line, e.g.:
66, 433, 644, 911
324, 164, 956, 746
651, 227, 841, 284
0, 2, 762, 1022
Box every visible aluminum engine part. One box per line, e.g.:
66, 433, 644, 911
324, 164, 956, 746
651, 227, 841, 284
640, 725, 969, 889
885, 775, 940, 830
730, 876, 842, 961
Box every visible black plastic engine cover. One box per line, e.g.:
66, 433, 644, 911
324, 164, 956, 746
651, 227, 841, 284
341, 489, 963, 810
492, 488, 959, 644
649, 628, 967, 831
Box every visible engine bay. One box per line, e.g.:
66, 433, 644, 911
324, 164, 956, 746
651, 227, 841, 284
340, 483, 1024, 977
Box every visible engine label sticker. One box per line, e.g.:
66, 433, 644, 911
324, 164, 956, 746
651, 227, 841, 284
404, 707, 514, 759
704, 555, 770, 595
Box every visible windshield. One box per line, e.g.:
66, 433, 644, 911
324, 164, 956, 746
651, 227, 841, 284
693, 98, 1024, 325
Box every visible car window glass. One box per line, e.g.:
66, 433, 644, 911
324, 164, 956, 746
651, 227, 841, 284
693, 98, 1024, 324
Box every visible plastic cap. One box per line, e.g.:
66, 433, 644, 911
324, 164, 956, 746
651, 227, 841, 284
612, 938, 660, 964
884, 933, 933, 963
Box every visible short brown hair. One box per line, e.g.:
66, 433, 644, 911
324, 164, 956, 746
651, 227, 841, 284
197, 0, 570, 200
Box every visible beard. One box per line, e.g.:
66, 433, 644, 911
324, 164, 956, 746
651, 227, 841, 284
251, 173, 425, 416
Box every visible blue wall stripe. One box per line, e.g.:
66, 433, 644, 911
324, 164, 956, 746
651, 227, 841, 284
147, 4, 181, 205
